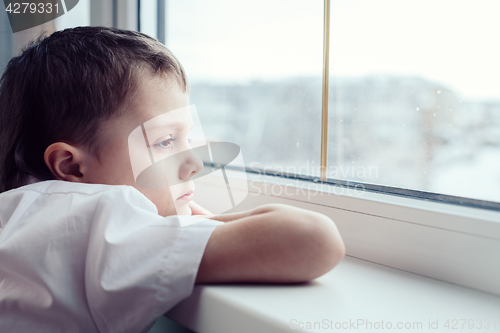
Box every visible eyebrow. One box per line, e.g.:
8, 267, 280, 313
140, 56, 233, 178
145, 120, 194, 133
146, 121, 194, 141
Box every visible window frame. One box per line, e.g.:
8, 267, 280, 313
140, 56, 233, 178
90, 0, 137, 30
244, 166, 500, 212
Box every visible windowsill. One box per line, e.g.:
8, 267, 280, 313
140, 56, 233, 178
166, 255, 500, 332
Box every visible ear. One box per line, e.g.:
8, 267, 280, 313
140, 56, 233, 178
44, 142, 88, 182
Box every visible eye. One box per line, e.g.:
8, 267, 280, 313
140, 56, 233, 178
155, 138, 176, 149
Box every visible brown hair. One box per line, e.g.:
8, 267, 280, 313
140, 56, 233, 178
0, 26, 188, 192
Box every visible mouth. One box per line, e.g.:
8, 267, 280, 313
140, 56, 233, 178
176, 189, 194, 201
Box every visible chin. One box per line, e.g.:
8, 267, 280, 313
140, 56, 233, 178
174, 204, 192, 216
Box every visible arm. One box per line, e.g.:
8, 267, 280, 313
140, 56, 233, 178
195, 203, 346, 284
189, 200, 255, 222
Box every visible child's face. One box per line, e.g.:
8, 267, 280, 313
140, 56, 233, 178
86, 73, 202, 216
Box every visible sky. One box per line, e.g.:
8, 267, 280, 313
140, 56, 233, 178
168, 0, 500, 100
54, 0, 500, 100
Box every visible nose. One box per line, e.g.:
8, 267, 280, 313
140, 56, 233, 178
178, 147, 204, 180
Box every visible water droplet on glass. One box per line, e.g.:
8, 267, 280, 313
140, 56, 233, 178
437, 90, 441, 94
433, 114, 436, 117
416, 107, 420, 111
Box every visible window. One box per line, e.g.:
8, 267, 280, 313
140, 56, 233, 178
328, 0, 500, 204
166, 0, 325, 178
163, 0, 500, 207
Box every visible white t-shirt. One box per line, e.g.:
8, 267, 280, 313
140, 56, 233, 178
0, 180, 223, 333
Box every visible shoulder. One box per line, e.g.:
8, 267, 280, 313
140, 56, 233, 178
0, 181, 158, 226
1, 180, 139, 197
0, 180, 149, 201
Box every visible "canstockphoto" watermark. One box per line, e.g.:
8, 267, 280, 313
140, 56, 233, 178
291, 319, 424, 330
289, 318, 498, 330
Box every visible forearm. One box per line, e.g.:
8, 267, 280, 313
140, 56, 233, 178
195, 204, 345, 284
207, 203, 288, 222
206, 209, 254, 222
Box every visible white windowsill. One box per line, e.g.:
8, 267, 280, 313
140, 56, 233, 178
166, 255, 500, 333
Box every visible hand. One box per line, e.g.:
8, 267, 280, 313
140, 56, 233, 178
188, 201, 214, 216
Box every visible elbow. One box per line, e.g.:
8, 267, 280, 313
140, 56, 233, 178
320, 217, 346, 274
295, 212, 346, 281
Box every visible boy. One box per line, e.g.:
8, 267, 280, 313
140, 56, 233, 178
0, 26, 345, 332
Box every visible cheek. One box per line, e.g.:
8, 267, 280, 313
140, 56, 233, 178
87, 151, 134, 185
128, 130, 153, 181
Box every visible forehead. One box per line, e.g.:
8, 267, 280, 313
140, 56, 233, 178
97, 73, 190, 147
142, 105, 194, 137
128, 73, 190, 124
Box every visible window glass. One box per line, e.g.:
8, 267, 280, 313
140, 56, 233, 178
167, 0, 324, 177
139, 0, 157, 40
328, 0, 500, 202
